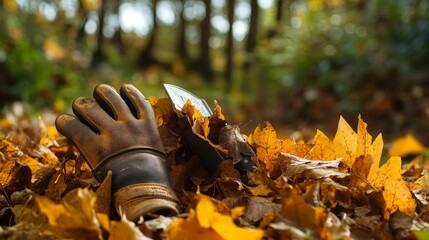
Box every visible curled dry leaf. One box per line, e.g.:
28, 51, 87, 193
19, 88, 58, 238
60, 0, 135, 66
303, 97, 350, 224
279, 152, 348, 179
218, 125, 257, 165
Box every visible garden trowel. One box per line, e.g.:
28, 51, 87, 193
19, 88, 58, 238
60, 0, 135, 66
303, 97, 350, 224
163, 84, 257, 174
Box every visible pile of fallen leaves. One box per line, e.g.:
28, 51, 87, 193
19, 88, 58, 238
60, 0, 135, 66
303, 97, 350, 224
1, 99, 429, 240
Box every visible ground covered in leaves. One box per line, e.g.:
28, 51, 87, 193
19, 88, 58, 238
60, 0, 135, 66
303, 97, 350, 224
1, 99, 429, 240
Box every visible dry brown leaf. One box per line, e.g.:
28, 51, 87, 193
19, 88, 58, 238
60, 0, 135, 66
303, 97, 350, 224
244, 197, 281, 223
218, 125, 257, 165
279, 153, 348, 179
95, 170, 112, 214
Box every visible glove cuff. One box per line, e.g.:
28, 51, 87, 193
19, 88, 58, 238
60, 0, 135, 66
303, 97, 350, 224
93, 150, 180, 221
114, 183, 180, 222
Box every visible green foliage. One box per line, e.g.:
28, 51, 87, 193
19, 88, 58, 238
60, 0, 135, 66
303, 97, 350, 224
414, 231, 429, 240
251, 0, 429, 112
0, 8, 84, 111
1, 0, 429, 122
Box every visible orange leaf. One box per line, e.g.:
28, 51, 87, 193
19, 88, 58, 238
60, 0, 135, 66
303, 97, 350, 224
213, 100, 225, 120
389, 133, 424, 157
281, 138, 313, 158
148, 97, 175, 127
333, 116, 357, 168
167, 196, 263, 240
281, 190, 330, 239
356, 115, 373, 159
36, 188, 102, 239
349, 155, 374, 188
167, 209, 222, 240
307, 130, 338, 160
369, 133, 383, 176
247, 122, 282, 173
367, 157, 416, 219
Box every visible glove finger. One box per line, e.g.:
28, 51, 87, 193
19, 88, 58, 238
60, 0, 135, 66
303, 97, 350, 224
120, 84, 154, 120
55, 114, 100, 163
72, 97, 114, 134
93, 84, 131, 121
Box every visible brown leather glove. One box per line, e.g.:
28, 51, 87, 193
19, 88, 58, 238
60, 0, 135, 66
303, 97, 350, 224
55, 84, 179, 221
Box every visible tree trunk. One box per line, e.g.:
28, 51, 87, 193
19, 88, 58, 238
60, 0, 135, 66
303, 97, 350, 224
197, 0, 213, 80
177, 0, 188, 60
276, 0, 284, 22
244, 0, 259, 68
91, 0, 107, 67
112, 0, 124, 53
225, 0, 235, 89
139, 0, 159, 67
76, 0, 89, 43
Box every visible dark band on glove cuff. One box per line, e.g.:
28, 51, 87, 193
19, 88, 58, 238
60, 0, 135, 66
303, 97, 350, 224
94, 150, 172, 193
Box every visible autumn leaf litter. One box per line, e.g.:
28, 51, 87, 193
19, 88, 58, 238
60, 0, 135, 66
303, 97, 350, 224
1, 100, 429, 239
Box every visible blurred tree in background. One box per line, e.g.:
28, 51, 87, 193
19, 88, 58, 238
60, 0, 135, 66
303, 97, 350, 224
1, 0, 429, 140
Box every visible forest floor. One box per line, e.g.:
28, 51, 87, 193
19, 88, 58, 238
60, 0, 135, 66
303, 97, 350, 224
1, 94, 429, 239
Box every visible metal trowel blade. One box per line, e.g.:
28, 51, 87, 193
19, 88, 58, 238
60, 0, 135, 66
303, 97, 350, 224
163, 84, 213, 117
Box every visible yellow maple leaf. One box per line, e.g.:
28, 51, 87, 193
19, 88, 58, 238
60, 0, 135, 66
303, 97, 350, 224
389, 133, 424, 157
281, 138, 313, 158
333, 116, 357, 168
247, 122, 282, 173
356, 115, 373, 159
36, 188, 102, 239
368, 133, 383, 178
167, 196, 263, 240
367, 157, 416, 219
307, 130, 338, 160
167, 209, 222, 240
330, 116, 383, 171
